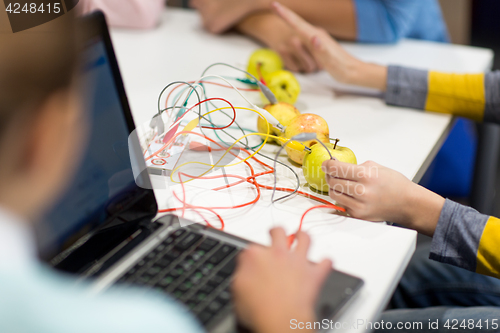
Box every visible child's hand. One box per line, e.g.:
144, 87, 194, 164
236, 12, 319, 73
323, 159, 414, 222
232, 228, 332, 332
271, 2, 358, 82
322, 159, 445, 236
272, 2, 387, 90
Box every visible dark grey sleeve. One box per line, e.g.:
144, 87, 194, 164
429, 199, 488, 272
483, 71, 500, 124
384, 65, 429, 110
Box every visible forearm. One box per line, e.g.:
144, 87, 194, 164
257, 0, 356, 40
344, 61, 388, 91
315, 39, 388, 90
234, 11, 277, 46
401, 183, 445, 237
386, 66, 500, 124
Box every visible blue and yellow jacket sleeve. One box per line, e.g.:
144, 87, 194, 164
385, 66, 500, 123
385, 66, 500, 278
429, 199, 500, 279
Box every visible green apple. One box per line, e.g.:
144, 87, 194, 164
284, 113, 329, 165
257, 102, 301, 144
247, 49, 283, 81
263, 69, 301, 105
302, 142, 357, 193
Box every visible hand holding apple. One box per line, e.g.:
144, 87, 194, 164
322, 159, 445, 236
302, 140, 357, 193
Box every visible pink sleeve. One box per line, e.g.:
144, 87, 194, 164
77, 0, 165, 29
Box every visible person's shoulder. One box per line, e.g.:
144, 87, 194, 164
0, 267, 50, 331
379, 0, 438, 11
0, 264, 204, 333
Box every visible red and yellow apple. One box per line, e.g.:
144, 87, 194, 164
302, 142, 357, 193
257, 102, 300, 143
247, 49, 283, 81
284, 113, 329, 165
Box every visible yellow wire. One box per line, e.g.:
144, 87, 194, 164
170, 106, 284, 183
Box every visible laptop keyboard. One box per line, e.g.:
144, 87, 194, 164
115, 228, 240, 326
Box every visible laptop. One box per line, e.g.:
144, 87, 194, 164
36, 12, 363, 333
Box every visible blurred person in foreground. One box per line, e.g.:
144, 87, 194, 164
0, 9, 331, 333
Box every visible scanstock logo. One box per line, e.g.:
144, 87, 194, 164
4, 0, 79, 33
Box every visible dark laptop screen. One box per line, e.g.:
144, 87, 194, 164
37, 15, 156, 261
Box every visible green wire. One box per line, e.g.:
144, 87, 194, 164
168, 76, 266, 150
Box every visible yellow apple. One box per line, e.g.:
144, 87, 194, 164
257, 102, 301, 144
302, 142, 357, 193
247, 49, 283, 81
284, 113, 329, 165
262, 70, 301, 105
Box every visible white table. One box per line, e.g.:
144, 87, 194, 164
110, 8, 493, 332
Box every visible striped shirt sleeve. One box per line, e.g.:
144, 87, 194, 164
385, 65, 500, 124
430, 199, 500, 279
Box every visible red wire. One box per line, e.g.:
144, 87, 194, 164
176, 171, 263, 209
160, 203, 225, 230
288, 204, 343, 247
173, 192, 225, 230
175, 133, 345, 210
155, 79, 348, 237
256, 63, 267, 86
164, 81, 259, 114
153, 130, 345, 237
207, 146, 344, 207
170, 97, 237, 130
148, 96, 237, 158
190, 209, 216, 229
160, 172, 225, 230
146, 94, 235, 161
